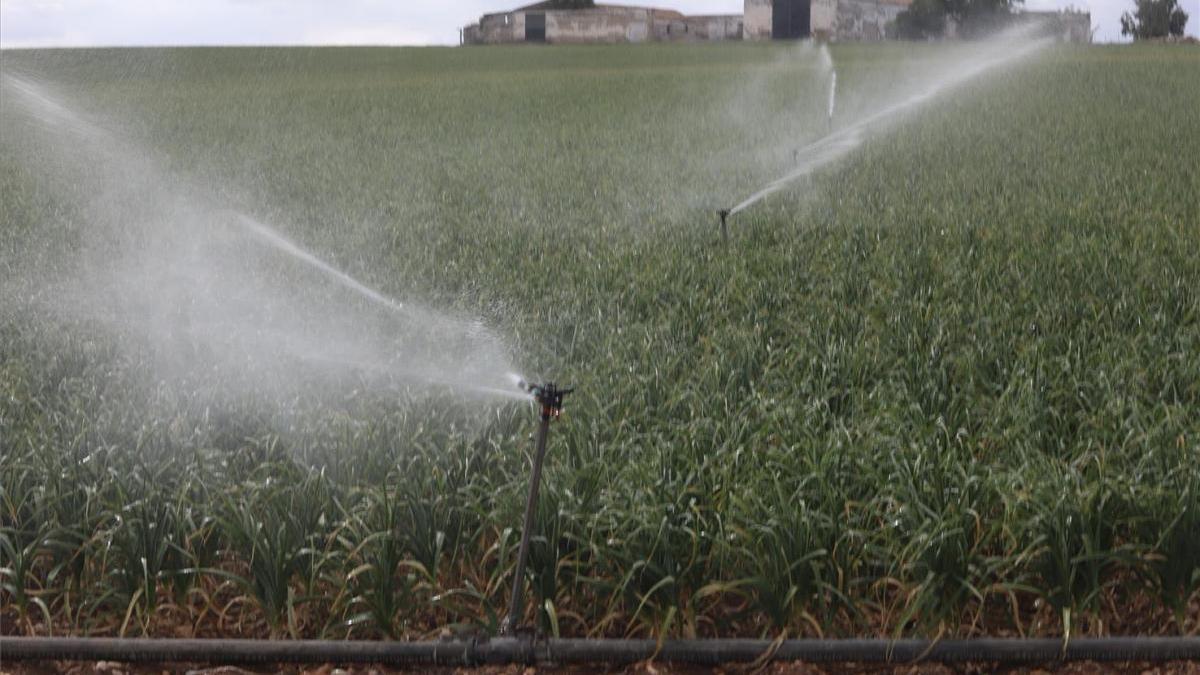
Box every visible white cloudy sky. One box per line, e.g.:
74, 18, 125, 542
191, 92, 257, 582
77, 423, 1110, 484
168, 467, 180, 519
1, 0, 1196, 48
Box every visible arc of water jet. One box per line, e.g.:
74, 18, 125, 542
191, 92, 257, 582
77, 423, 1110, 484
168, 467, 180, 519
1, 73, 124, 151
827, 70, 838, 131
727, 34, 1051, 218
233, 214, 410, 315
730, 129, 864, 215
210, 322, 530, 402
298, 352, 533, 402
233, 213, 501, 345
4, 71, 521, 403
4, 74, 428, 328
3, 74, 85, 128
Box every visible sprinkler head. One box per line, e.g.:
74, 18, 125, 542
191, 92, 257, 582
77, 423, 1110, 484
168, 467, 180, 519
717, 209, 730, 242
522, 381, 574, 419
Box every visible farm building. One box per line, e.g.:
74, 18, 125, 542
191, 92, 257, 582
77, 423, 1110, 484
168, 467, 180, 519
461, 0, 1090, 44
1009, 9, 1093, 42
462, 2, 743, 45
744, 0, 911, 41
460, 0, 903, 44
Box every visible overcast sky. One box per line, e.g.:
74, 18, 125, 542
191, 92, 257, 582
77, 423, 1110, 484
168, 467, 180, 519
1, 0, 1196, 49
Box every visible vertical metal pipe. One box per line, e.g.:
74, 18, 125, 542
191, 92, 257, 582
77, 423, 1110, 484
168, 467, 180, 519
718, 209, 730, 242
501, 408, 552, 636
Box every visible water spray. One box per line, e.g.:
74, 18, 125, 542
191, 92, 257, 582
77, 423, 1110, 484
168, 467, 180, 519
725, 29, 1050, 218
827, 70, 838, 132
501, 380, 574, 636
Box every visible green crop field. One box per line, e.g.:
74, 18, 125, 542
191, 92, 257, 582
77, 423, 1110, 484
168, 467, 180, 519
1, 43, 1198, 641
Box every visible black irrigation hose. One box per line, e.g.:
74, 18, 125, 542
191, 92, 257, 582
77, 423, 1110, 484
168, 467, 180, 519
3, 636, 1198, 666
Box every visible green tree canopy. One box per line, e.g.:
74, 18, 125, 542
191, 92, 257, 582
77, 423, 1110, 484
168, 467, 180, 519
894, 0, 949, 39
1121, 0, 1189, 38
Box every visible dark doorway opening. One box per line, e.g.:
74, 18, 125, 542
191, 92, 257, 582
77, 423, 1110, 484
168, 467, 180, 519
526, 13, 547, 42
772, 0, 811, 39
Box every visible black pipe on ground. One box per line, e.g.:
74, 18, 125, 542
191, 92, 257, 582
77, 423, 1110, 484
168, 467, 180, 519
3, 636, 1198, 666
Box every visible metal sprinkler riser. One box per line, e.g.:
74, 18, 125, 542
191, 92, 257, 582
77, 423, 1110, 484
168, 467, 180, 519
501, 380, 573, 636
718, 209, 730, 242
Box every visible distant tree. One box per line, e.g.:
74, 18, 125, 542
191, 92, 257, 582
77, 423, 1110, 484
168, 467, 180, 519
1120, 0, 1189, 38
892, 0, 1023, 38
894, 0, 948, 38
950, 0, 1023, 35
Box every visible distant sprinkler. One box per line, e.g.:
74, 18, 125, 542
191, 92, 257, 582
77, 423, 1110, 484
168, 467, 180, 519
500, 380, 574, 636
718, 208, 730, 243
827, 70, 838, 132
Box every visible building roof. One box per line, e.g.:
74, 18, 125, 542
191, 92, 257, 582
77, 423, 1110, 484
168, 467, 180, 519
513, 1, 685, 17
515, 1, 597, 9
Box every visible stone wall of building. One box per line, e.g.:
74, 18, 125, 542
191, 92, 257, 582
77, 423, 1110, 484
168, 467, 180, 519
1058, 12, 1092, 43
462, 1, 1091, 45
656, 15, 744, 41
465, 6, 747, 44
544, 7, 656, 43
466, 0, 969, 45
469, 12, 524, 43
1014, 10, 1092, 42
811, 0, 838, 39
834, 0, 907, 40
745, 0, 911, 41
467, 6, 688, 44
743, 0, 775, 40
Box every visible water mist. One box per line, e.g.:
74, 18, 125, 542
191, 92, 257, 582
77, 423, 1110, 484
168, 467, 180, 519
0, 71, 529, 409
726, 26, 1052, 218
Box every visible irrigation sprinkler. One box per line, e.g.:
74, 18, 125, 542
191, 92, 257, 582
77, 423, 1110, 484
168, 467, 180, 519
501, 380, 573, 636
717, 208, 730, 242
827, 70, 838, 132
